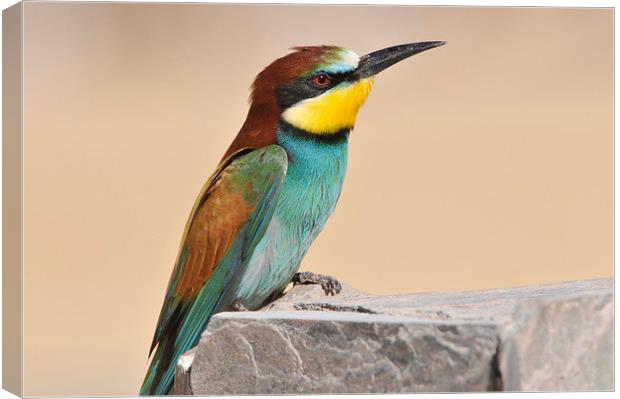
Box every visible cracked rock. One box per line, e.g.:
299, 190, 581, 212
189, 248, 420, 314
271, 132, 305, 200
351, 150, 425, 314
173, 278, 612, 394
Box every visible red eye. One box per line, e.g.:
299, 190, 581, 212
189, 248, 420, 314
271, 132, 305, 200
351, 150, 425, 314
312, 74, 331, 88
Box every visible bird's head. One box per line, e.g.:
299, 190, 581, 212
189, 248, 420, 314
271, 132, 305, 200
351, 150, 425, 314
223, 42, 445, 159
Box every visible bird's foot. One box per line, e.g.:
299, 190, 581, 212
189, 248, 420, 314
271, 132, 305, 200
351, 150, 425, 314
292, 272, 342, 296
230, 298, 249, 312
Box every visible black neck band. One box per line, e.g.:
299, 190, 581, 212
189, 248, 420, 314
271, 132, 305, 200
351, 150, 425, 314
277, 120, 350, 144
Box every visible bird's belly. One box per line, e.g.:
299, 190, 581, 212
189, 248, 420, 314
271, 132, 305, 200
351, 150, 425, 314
232, 217, 306, 309
234, 179, 343, 309
234, 205, 332, 309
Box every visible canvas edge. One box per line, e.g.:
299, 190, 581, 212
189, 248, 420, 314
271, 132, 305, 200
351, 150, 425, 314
2, 1, 24, 397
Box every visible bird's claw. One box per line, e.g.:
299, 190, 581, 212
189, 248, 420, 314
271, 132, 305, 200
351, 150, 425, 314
292, 272, 342, 296
320, 278, 342, 296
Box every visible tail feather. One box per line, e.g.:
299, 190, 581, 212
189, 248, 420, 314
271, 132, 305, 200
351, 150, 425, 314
140, 307, 212, 396
140, 336, 176, 395
140, 260, 231, 395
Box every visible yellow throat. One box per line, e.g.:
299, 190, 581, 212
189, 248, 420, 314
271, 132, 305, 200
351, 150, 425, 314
282, 78, 374, 134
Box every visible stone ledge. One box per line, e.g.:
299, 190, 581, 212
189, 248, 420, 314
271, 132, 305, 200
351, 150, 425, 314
173, 278, 613, 394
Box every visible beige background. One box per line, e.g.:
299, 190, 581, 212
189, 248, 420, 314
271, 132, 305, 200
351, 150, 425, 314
21, 3, 612, 396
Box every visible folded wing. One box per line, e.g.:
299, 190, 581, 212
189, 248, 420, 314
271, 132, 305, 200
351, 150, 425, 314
140, 145, 288, 395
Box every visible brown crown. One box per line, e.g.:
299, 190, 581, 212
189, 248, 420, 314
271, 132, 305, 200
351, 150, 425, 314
221, 46, 340, 161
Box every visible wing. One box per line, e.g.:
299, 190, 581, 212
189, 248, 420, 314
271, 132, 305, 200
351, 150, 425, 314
140, 145, 288, 395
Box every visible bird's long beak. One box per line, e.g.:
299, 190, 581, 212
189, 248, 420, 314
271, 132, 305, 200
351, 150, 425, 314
355, 41, 446, 79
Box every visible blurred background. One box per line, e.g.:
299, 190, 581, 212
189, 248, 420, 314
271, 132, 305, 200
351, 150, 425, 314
22, 3, 612, 396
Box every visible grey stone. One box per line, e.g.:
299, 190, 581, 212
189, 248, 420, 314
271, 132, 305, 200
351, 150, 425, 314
184, 312, 499, 394
170, 348, 195, 396
500, 292, 613, 391
173, 278, 613, 394
263, 282, 368, 311
269, 278, 612, 322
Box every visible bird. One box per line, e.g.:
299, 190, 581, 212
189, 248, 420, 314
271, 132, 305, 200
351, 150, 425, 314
140, 41, 445, 395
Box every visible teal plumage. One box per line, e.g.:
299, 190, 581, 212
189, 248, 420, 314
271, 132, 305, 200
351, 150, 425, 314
141, 42, 445, 395
234, 123, 348, 308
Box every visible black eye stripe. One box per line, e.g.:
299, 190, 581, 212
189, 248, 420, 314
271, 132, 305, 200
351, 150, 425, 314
276, 71, 355, 110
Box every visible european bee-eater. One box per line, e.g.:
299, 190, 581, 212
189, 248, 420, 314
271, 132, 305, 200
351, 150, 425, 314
141, 41, 445, 395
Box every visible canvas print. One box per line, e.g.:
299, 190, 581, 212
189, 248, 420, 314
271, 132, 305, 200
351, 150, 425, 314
2, 1, 613, 397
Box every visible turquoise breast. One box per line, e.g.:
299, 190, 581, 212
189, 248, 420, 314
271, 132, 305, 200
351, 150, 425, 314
234, 126, 349, 309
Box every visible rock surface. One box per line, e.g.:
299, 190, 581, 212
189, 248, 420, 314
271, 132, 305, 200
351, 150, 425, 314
500, 292, 613, 391
173, 278, 613, 394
